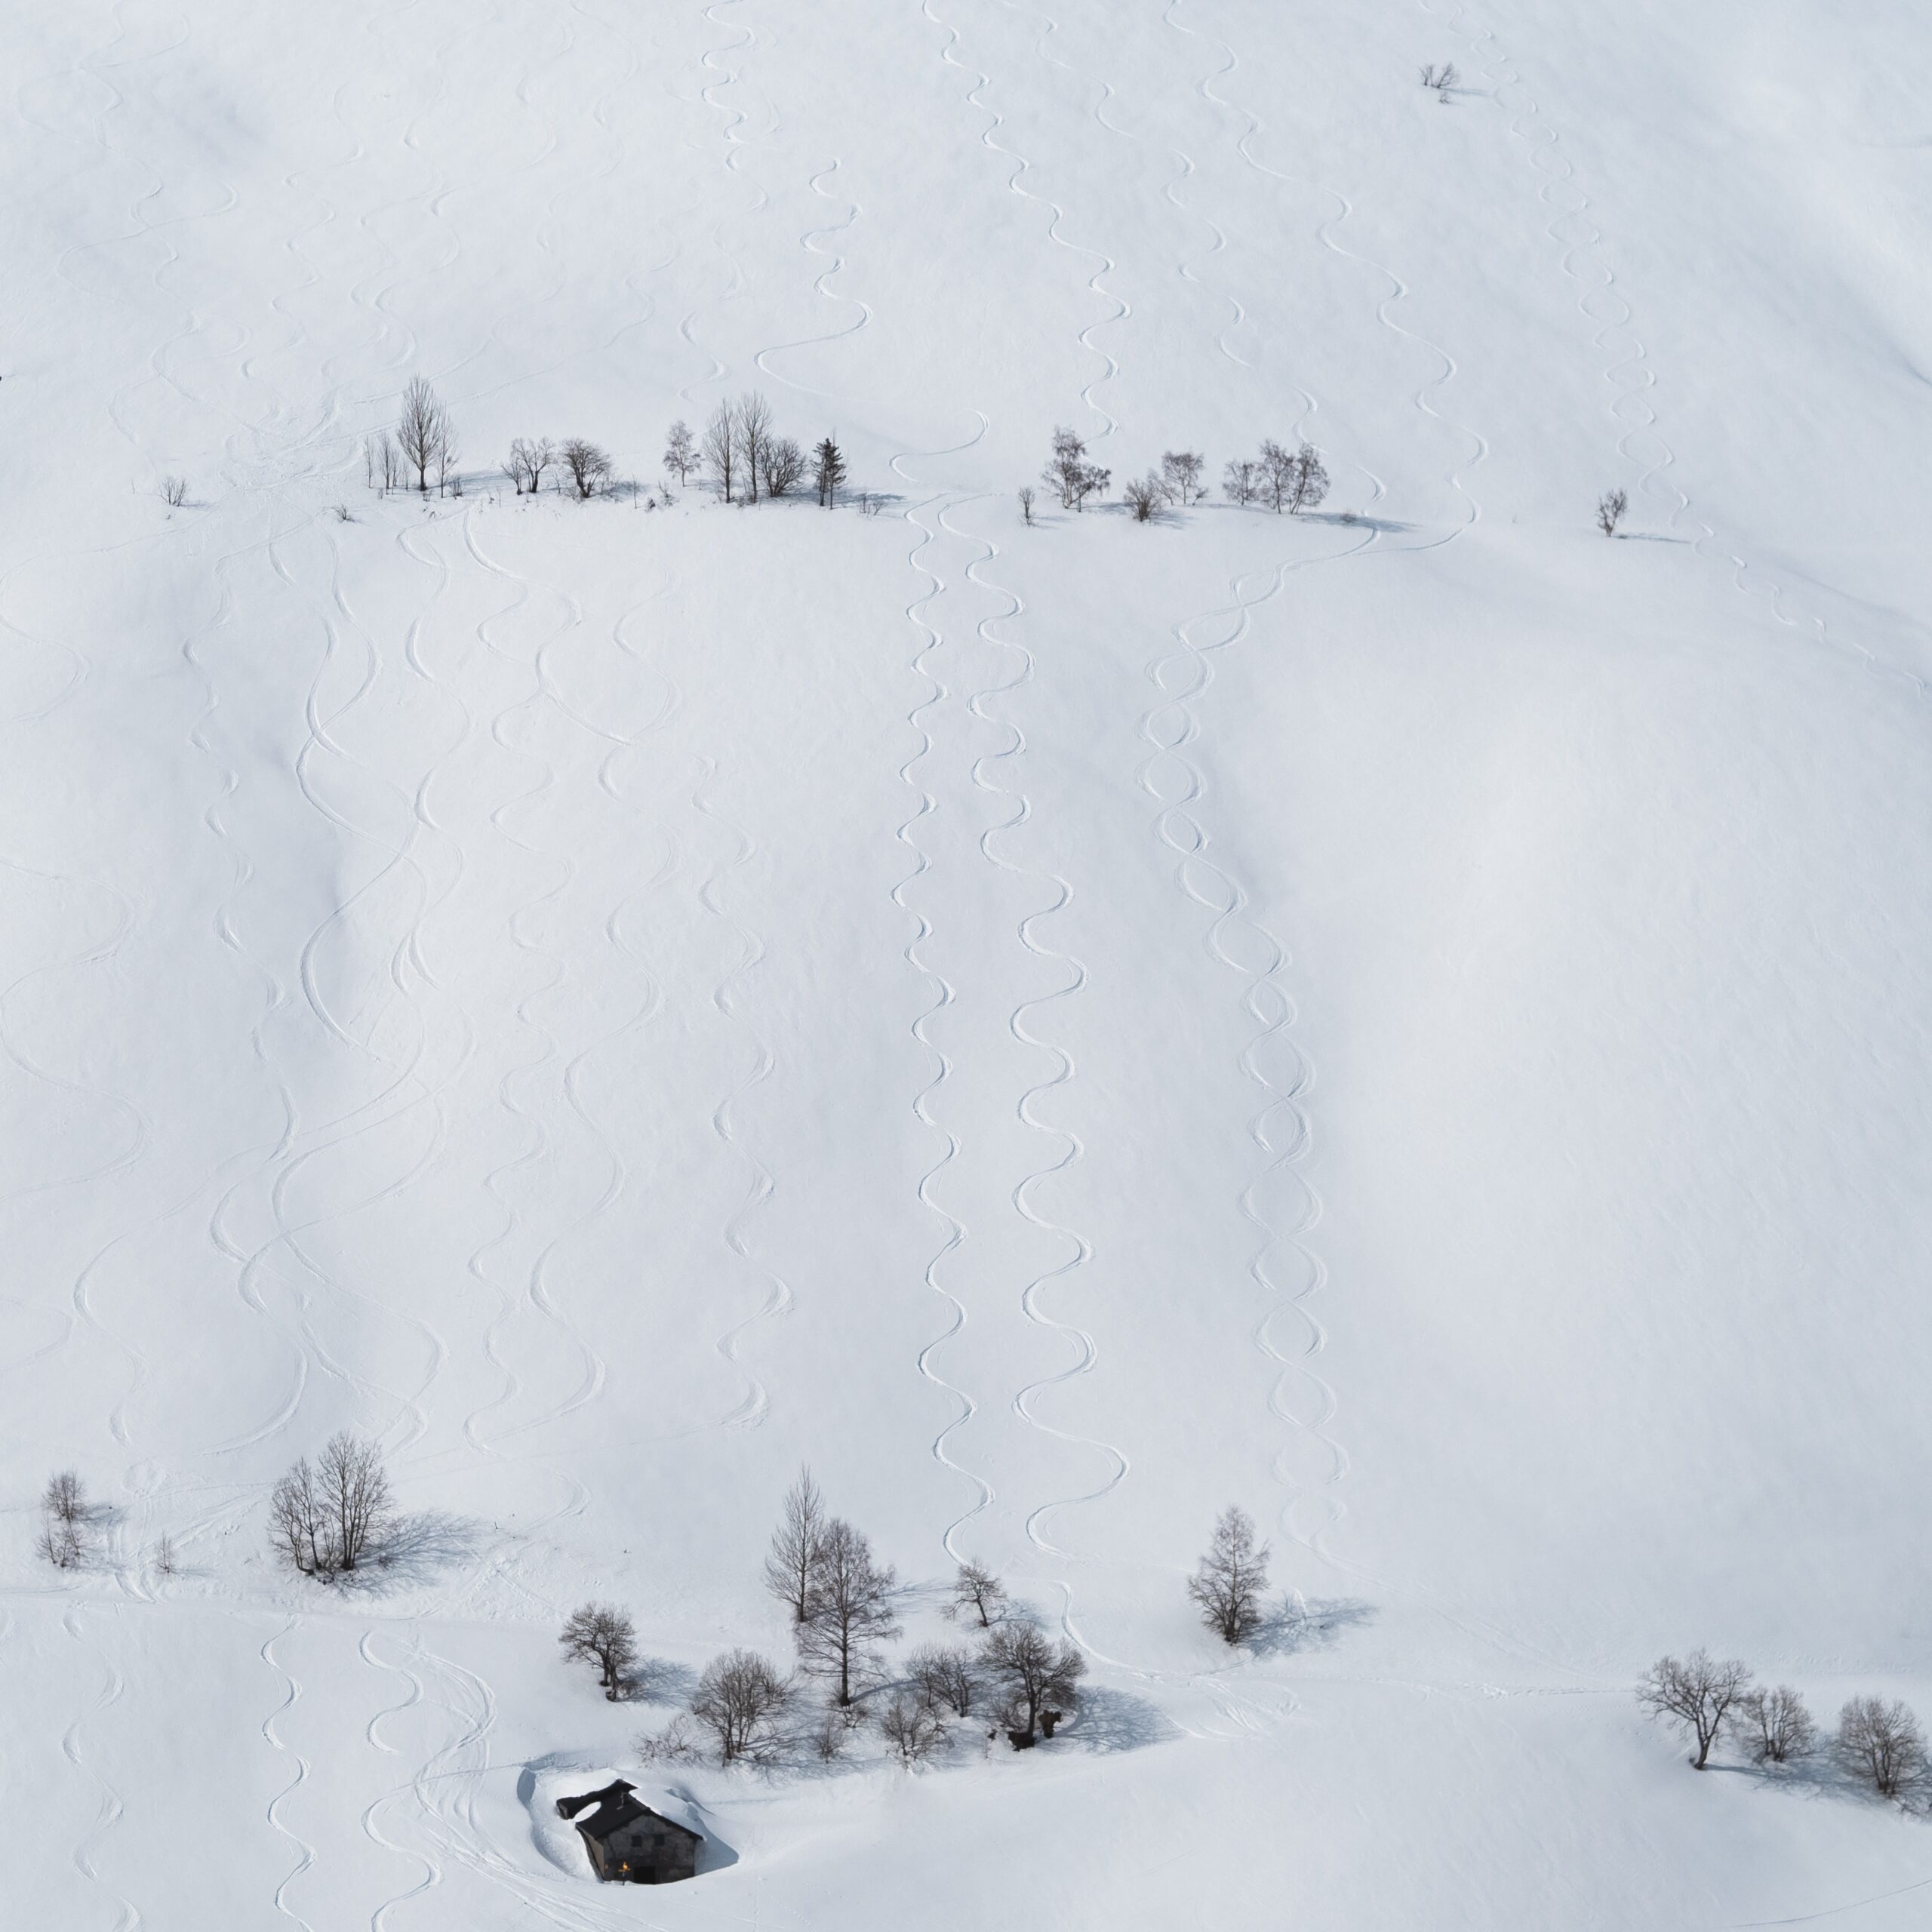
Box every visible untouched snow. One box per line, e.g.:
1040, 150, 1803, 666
5, 0, 1932, 1924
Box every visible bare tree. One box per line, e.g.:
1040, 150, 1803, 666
36, 1517, 85, 1568
396, 376, 451, 494
1122, 472, 1167, 522
663, 420, 697, 485
160, 475, 187, 508
1740, 1685, 1816, 1764
1188, 1506, 1272, 1645
733, 391, 775, 502
316, 1432, 391, 1572
434, 423, 460, 497
504, 437, 554, 495
1223, 457, 1259, 506
561, 439, 614, 500
269, 1456, 329, 1576
44, 1470, 85, 1524
1637, 1651, 1753, 1769
370, 433, 403, 494
150, 1534, 179, 1578
950, 1560, 1007, 1629
691, 1649, 792, 1763
981, 1624, 1084, 1745
1598, 487, 1628, 537
1420, 63, 1460, 95
1042, 426, 1109, 511
764, 436, 806, 498
881, 1692, 946, 1765
558, 1603, 637, 1701
797, 1518, 900, 1706
1284, 442, 1330, 514
764, 1466, 829, 1623
907, 1642, 978, 1718
701, 401, 737, 502
814, 435, 847, 508
1161, 450, 1208, 506
1018, 485, 1035, 525
634, 1714, 700, 1764
1838, 1697, 1927, 1798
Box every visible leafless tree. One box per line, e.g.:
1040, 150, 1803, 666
150, 1534, 179, 1578
814, 435, 847, 508
797, 1518, 900, 1706
881, 1692, 946, 1765
160, 475, 187, 508
981, 1624, 1084, 1745
1740, 1685, 1816, 1764
561, 439, 614, 500
269, 1457, 329, 1576
1637, 1651, 1753, 1769
907, 1643, 978, 1718
691, 1649, 792, 1763
701, 401, 737, 502
764, 436, 806, 497
634, 1715, 700, 1763
1161, 450, 1208, 506
36, 1517, 85, 1568
396, 376, 452, 494
434, 423, 460, 497
368, 433, 403, 494
44, 1470, 85, 1524
1598, 487, 1628, 537
558, 1602, 637, 1701
1123, 472, 1166, 522
1018, 485, 1035, 525
1838, 1697, 1927, 1798
1188, 1506, 1272, 1645
504, 437, 555, 495
950, 1560, 1008, 1629
733, 391, 775, 501
1042, 425, 1109, 510
1284, 442, 1330, 514
316, 1432, 391, 1572
764, 1466, 829, 1623
1420, 63, 1460, 94
663, 420, 697, 485
1223, 457, 1260, 506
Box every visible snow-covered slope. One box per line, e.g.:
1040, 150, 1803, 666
6, 1, 1932, 1924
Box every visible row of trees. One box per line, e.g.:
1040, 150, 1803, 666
1029, 428, 1331, 523
672, 395, 848, 507
1639, 1651, 1927, 1798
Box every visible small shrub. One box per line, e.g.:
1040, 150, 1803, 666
1598, 488, 1628, 537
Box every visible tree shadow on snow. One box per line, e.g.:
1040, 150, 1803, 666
1707, 1753, 1932, 1818
1247, 1596, 1377, 1658
624, 1657, 699, 1705
1057, 1684, 1182, 1754
331, 1510, 489, 1594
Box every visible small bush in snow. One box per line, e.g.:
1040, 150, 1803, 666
1123, 472, 1166, 522
1420, 63, 1460, 96
881, 1692, 946, 1765
160, 475, 187, 508
1837, 1696, 1927, 1798
1636, 1651, 1753, 1769
635, 1715, 700, 1764
1018, 485, 1036, 525
1598, 488, 1628, 536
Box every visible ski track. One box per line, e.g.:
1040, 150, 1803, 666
360, 1627, 444, 1930
893, 496, 994, 1561
262, 1617, 318, 1932
62, 1603, 141, 1932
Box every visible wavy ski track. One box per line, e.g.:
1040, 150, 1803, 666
941, 500, 1126, 1643
261, 1618, 317, 1932
359, 1628, 443, 1930
61, 1604, 140, 1932
894, 497, 992, 1560
925, 0, 1124, 438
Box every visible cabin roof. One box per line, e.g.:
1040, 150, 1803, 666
574, 1793, 703, 1845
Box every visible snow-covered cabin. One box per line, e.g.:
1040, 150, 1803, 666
555, 1779, 701, 1884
